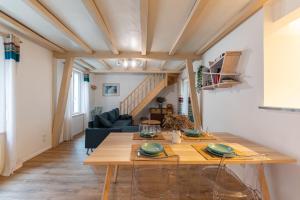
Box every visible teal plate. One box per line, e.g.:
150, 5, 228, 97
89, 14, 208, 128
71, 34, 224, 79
205, 147, 236, 158
139, 148, 161, 157
139, 131, 156, 138
207, 143, 234, 155
182, 129, 202, 137
140, 143, 164, 155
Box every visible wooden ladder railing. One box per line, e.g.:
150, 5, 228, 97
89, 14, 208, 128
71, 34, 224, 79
120, 74, 165, 114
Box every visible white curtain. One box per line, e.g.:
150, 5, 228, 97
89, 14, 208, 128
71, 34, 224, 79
0, 35, 18, 176
62, 74, 73, 141
82, 73, 90, 129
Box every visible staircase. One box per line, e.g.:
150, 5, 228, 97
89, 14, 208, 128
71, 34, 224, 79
120, 73, 178, 118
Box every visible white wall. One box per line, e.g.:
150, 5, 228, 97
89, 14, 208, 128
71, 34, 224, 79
92, 74, 146, 112
11, 31, 53, 165
91, 74, 179, 120
201, 8, 300, 200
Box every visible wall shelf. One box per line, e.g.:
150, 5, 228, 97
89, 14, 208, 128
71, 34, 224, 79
200, 51, 241, 90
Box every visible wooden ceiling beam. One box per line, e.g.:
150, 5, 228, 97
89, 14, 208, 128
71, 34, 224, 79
98, 59, 113, 70
142, 60, 147, 71
74, 62, 91, 72
0, 11, 65, 52
169, 0, 208, 55
75, 59, 96, 70
27, 0, 93, 53
93, 70, 180, 74
53, 51, 200, 60
140, 0, 149, 55
195, 0, 268, 55
176, 62, 187, 71
160, 60, 167, 71
83, 0, 119, 54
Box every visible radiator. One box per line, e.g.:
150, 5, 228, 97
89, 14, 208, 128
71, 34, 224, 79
0, 134, 5, 173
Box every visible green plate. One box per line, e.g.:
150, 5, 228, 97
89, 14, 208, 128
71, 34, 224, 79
140, 143, 164, 155
207, 143, 234, 155
139, 130, 156, 138
205, 147, 235, 158
139, 148, 160, 157
182, 129, 201, 137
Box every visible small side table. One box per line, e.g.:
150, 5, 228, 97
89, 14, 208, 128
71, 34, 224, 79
141, 120, 161, 125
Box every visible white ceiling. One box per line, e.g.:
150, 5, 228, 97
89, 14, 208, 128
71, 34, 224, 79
0, 0, 252, 72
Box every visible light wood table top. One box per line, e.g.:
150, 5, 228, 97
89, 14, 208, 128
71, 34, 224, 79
84, 132, 296, 166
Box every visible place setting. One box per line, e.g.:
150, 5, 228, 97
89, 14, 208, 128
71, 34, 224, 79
131, 142, 177, 161
132, 124, 165, 140
181, 128, 217, 140
192, 143, 268, 161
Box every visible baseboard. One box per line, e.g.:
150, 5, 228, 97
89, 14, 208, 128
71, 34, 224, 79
21, 145, 52, 163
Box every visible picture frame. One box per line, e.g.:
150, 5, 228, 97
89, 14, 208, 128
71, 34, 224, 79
103, 83, 120, 96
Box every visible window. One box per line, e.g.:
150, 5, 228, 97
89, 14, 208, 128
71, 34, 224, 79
72, 70, 82, 114
264, 10, 300, 109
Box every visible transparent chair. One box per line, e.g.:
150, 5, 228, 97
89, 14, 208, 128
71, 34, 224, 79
201, 157, 261, 200
131, 156, 179, 200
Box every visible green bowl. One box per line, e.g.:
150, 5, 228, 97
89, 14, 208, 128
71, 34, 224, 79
207, 143, 234, 155
140, 143, 164, 155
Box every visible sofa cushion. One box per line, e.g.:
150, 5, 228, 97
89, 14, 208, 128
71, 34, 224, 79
93, 115, 101, 128
95, 115, 112, 128
100, 112, 109, 120
119, 114, 132, 120
112, 119, 132, 127
114, 108, 120, 118
107, 110, 117, 122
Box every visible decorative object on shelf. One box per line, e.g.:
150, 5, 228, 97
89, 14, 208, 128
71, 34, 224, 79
155, 97, 166, 124
90, 84, 97, 90
200, 51, 241, 90
103, 83, 120, 96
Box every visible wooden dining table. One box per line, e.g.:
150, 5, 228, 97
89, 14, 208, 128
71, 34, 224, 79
84, 132, 296, 200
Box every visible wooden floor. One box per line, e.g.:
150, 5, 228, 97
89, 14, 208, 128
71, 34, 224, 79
0, 134, 215, 200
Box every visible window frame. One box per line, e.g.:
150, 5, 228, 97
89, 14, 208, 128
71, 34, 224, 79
72, 69, 83, 115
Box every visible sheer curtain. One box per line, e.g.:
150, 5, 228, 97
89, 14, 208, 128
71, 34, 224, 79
82, 73, 90, 129
0, 34, 19, 176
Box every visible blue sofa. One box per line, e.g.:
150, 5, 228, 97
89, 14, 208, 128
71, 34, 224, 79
85, 108, 138, 154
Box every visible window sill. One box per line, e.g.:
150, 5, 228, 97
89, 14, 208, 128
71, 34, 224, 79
258, 106, 300, 112
72, 113, 84, 117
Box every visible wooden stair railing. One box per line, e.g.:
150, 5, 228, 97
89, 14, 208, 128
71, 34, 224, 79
120, 73, 178, 118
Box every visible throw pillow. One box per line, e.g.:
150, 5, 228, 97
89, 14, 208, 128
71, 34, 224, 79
98, 115, 112, 128
114, 108, 120, 118
93, 115, 102, 128
107, 111, 117, 123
